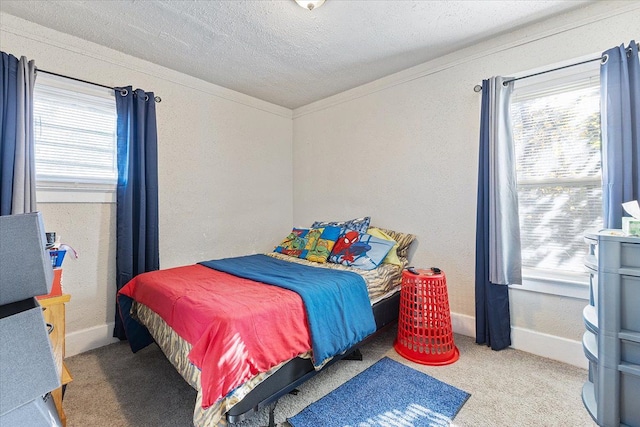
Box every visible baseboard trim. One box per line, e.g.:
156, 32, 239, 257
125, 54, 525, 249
450, 312, 586, 369
510, 326, 587, 369
450, 311, 476, 338
66, 322, 119, 357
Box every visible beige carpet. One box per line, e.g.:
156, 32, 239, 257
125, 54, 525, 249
64, 326, 596, 426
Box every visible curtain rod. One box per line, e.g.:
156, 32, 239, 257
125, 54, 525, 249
36, 68, 162, 102
472, 56, 602, 92
474, 42, 640, 92
503, 56, 603, 85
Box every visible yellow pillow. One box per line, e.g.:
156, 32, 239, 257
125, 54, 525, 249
367, 228, 402, 266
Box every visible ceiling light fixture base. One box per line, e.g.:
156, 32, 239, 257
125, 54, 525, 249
294, 0, 325, 11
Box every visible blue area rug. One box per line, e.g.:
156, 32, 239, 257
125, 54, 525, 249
289, 357, 470, 427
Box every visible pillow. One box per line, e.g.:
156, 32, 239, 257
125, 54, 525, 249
367, 227, 402, 267
311, 216, 371, 234
369, 226, 416, 258
305, 226, 342, 263
274, 228, 322, 259
328, 230, 395, 270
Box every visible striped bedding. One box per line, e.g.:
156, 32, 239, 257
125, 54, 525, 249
266, 252, 406, 302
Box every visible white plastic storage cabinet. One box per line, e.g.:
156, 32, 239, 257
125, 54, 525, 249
583, 230, 640, 427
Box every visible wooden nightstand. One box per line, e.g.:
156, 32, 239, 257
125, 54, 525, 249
39, 294, 72, 427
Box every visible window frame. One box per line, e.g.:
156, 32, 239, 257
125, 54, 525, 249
33, 73, 117, 204
507, 57, 601, 300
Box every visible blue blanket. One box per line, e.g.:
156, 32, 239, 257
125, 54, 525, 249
199, 254, 376, 367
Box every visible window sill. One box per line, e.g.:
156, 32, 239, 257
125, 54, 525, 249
509, 273, 589, 300
37, 185, 115, 204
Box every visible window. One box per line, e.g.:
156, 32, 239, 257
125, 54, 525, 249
510, 61, 602, 297
33, 73, 117, 202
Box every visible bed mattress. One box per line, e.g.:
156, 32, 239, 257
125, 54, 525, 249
129, 253, 406, 426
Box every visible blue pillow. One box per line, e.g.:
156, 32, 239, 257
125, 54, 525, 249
328, 230, 395, 270
311, 216, 370, 234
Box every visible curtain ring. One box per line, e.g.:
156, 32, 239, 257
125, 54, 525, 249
120, 88, 128, 96
601, 54, 609, 65
473, 84, 482, 93
144, 94, 149, 101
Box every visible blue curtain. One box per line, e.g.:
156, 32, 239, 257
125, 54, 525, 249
113, 86, 159, 349
601, 41, 640, 228
1, 52, 37, 216
475, 77, 521, 351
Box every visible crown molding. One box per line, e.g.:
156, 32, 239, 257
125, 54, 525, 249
0, 12, 293, 119
293, 1, 640, 119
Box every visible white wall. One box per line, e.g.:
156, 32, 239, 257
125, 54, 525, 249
0, 13, 294, 356
291, 2, 640, 367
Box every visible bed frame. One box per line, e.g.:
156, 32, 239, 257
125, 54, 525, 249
225, 291, 401, 425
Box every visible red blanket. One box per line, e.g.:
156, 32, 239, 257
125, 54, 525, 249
118, 264, 311, 408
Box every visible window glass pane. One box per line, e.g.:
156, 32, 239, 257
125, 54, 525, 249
513, 86, 601, 182
518, 183, 602, 273
34, 79, 117, 186
512, 79, 602, 275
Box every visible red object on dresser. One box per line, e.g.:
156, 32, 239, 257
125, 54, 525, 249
37, 268, 63, 300
394, 269, 459, 365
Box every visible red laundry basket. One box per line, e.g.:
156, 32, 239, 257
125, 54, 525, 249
394, 269, 459, 365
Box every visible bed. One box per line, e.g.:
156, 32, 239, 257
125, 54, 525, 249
118, 224, 415, 427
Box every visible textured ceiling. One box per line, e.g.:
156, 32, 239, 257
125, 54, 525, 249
1, 0, 594, 109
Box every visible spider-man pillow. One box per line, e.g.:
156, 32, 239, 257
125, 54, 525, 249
328, 230, 395, 270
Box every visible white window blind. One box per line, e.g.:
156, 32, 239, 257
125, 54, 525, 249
511, 72, 602, 278
34, 75, 117, 189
